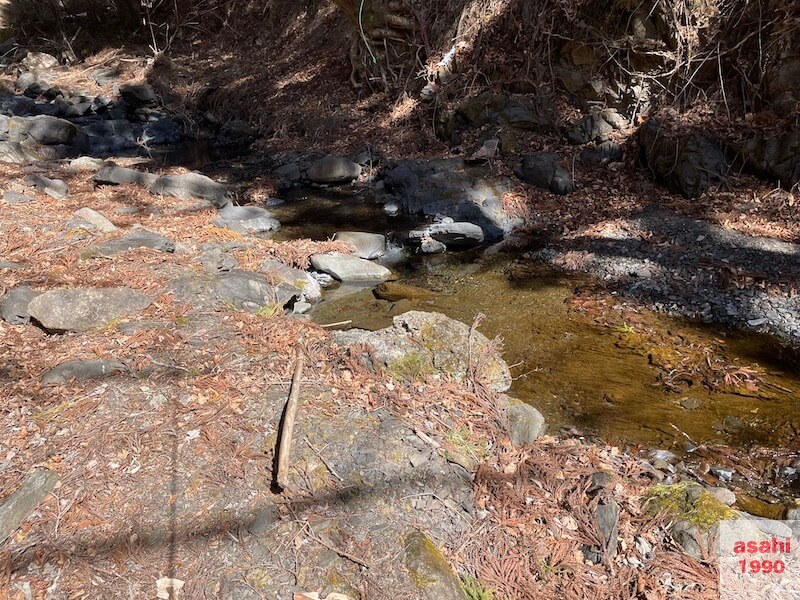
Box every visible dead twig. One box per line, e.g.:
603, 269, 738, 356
275, 344, 305, 490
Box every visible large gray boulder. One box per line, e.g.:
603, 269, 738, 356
638, 118, 728, 198
168, 270, 302, 313
310, 253, 392, 282
78, 120, 142, 154
333, 311, 512, 391
307, 155, 361, 184
1, 286, 42, 324
333, 231, 386, 259
27, 288, 152, 332
382, 159, 517, 241
9, 115, 78, 145
149, 172, 229, 208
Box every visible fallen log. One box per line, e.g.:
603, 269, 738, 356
274, 345, 306, 491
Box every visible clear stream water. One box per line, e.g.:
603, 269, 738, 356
269, 192, 800, 457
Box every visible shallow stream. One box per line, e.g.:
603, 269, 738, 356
268, 191, 800, 509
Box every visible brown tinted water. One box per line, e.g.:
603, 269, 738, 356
273, 193, 800, 454
311, 252, 800, 454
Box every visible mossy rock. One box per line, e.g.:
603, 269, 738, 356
644, 481, 737, 529
404, 532, 468, 600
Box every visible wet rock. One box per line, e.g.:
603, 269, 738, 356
27, 287, 152, 332
82, 230, 175, 258
119, 83, 159, 108
419, 238, 447, 253
382, 159, 516, 240
310, 253, 392, 282
149, 172, 230, 208
214, 204, 280, 234
3, 191, 35, 203
505, 401, 546, 446
332, 311, 512, 391
374, 282, 437, 302
638, 118, 728, 198
24, 174, 69, 199
260, 259, 322, 302
41, 359, 128, 385
93, 164, 158, 187
404, 532, 468, 600
21, 52, 59, 70
77, 119, 141, 154
0, 286, 42, 324
307, 155, 361, 184
515, 152, 575, 195
409, 222, 484, 249
333, 231, 386, 259
73, 207, 116, 233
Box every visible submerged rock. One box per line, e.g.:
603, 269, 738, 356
333, 311, 511, 391
27, 288, 152, 332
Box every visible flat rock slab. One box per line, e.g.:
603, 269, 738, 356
214, 204, 280, 234
41, 358, 128, 385
149, 172, 229, 208
27, 288, 152, 332
1, 286, 42, 324
333, 310, 512, 391
93, 164, 158, 187
73, 207, 116, 233
409, 222, 484, 248
260, 258, 322, 302
169, 270, 301, 312
307, 155, 361, 184
0, 469, 59, 544
310, 253, 392, 282
82, 230, 175, 258
2, 191, 35, 203
333, 231, 386, 259
25, 174, 69, 199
